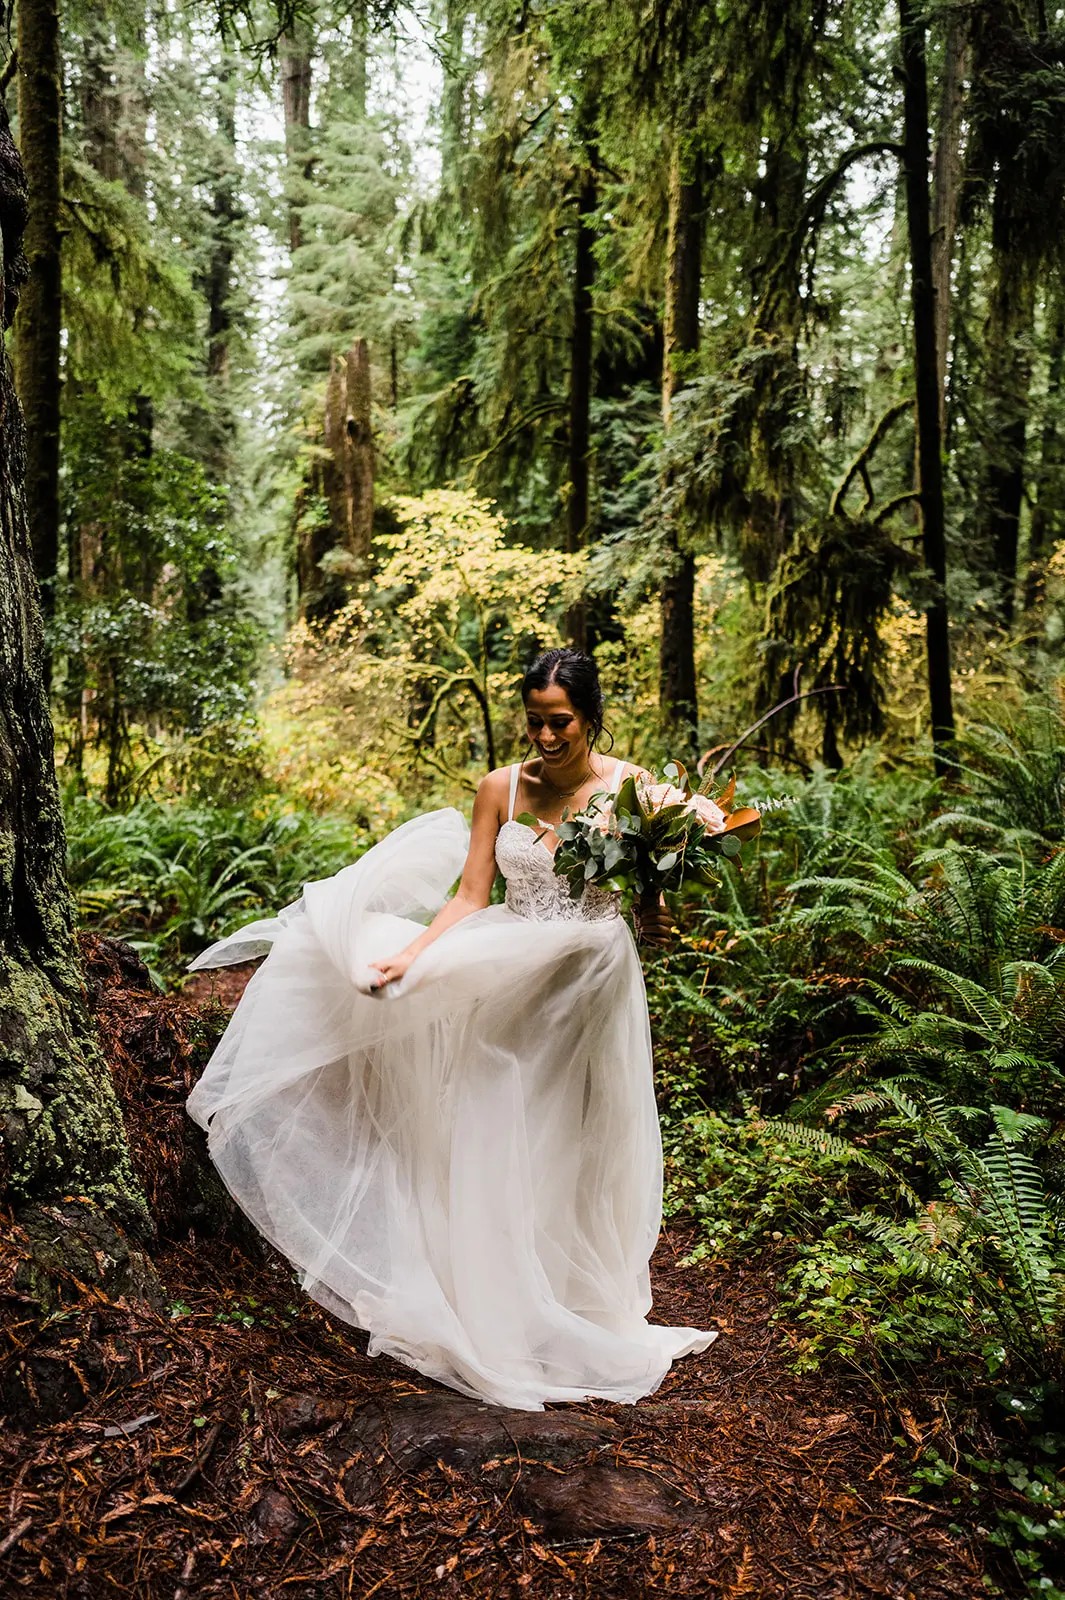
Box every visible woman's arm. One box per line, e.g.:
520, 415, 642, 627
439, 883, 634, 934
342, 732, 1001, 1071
369, 771, 506, 989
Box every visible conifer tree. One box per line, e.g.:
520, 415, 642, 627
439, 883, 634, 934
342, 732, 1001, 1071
13, 0, 62, 635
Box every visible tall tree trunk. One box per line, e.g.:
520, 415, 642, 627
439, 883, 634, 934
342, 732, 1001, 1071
899, 0, 956, 775
1025, 294, 1065, 611
198, 47, 240, 560
440, 0, 466, 201
565, 133, 596, 651
659, 139, 702, 758
930, 7, 969, 442
348, 0, 368, 121
981, 221, 1036, 629
0, 103, 150, 1235
280, 18, 313, 255
299, 339, 374, 620
13, 0, 62, 641
345, 336, 374, 562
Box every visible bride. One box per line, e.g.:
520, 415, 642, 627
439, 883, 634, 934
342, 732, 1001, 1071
185, 646, 717, 1411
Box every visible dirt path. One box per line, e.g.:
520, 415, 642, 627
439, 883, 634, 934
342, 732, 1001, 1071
0, 1221, 990, 1598
0, 948, 995, 1598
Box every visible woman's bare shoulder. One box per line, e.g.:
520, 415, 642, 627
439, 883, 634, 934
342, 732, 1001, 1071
472, 765, 517, 817
480, 762, 524, 796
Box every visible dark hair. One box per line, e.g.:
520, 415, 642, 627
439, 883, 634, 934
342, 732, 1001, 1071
520, 647, 614, 751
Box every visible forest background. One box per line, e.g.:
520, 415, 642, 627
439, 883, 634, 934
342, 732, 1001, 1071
4, 0, 1065, 1593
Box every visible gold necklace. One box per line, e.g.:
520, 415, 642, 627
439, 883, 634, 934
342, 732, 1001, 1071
540, 759, 597, 800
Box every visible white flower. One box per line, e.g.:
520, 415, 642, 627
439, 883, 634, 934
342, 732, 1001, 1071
684, 792, 727, 834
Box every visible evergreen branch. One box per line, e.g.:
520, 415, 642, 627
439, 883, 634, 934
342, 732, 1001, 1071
755, 140, 905, 325
463, 398, 567, 470
872, 490, 921, 527
0, 46, 16, 101
829, 400, 913, 517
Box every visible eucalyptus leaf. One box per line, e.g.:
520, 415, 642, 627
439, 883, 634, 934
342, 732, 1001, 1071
603, 838, 626, 873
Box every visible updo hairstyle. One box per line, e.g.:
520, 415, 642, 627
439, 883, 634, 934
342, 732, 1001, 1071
520, 647, 614, 752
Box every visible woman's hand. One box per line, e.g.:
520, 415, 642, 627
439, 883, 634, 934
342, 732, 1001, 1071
634, 900, 676, 949
369, 948, 416, 991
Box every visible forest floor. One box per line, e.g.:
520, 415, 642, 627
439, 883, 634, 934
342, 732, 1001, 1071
0, 950, 1000, 1599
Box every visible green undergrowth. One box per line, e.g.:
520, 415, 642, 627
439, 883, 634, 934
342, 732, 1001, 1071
649, 703, 1065, 1598
65, 793, 365, 982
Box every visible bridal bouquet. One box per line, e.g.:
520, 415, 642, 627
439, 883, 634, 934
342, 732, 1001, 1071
546, 761, 761, 913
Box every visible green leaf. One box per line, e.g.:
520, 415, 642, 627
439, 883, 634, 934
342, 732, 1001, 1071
603, 838, 627, 873
614, 774, 643, 821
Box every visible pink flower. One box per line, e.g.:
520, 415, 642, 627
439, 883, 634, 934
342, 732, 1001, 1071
685, 792, 727, 834
638, 780, 688, 814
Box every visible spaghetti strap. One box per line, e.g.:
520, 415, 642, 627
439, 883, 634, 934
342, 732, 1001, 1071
507, 762, 521, 822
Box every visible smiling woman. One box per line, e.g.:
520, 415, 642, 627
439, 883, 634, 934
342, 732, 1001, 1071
185, 647, 716, 1410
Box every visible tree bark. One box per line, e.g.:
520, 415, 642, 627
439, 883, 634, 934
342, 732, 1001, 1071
981, 212, 1036, 629
898, 0, 956, 774
345, 336, 374, 561
299, 339, 374, 620
280, 18, 313, 256
1024, 294, 1065, 611
195, 48, 240, 534
13, 0, 62, 638
0, 102, 150, 1235
930, 5, 969, 443
440, 0, 467, 202
659, 138, 702, 758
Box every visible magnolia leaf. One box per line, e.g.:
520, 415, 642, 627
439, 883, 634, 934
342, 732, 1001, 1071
724, 806, 761, 840
614, 774, 643, 820
704, 771, 736, 809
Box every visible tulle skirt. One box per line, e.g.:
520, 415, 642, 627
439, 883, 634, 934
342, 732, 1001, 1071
185, 808, 716, 1410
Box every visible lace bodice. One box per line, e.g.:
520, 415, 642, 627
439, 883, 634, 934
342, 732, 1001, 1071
495, 822, 622, 923
494, 762, 624, 924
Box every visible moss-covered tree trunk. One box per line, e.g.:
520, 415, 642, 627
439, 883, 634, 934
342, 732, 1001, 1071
299, 339, 374, 620
440, 0, 467, 204
898, 0, 956, 775
0, 102, 150, 1239
659, 138, 702, 760
565, 127, 597, 652
13, 0, 62, 638
930, 6, 968, 443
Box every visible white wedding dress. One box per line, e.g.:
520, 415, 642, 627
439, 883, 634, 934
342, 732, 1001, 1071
185, 760, 717, 1410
